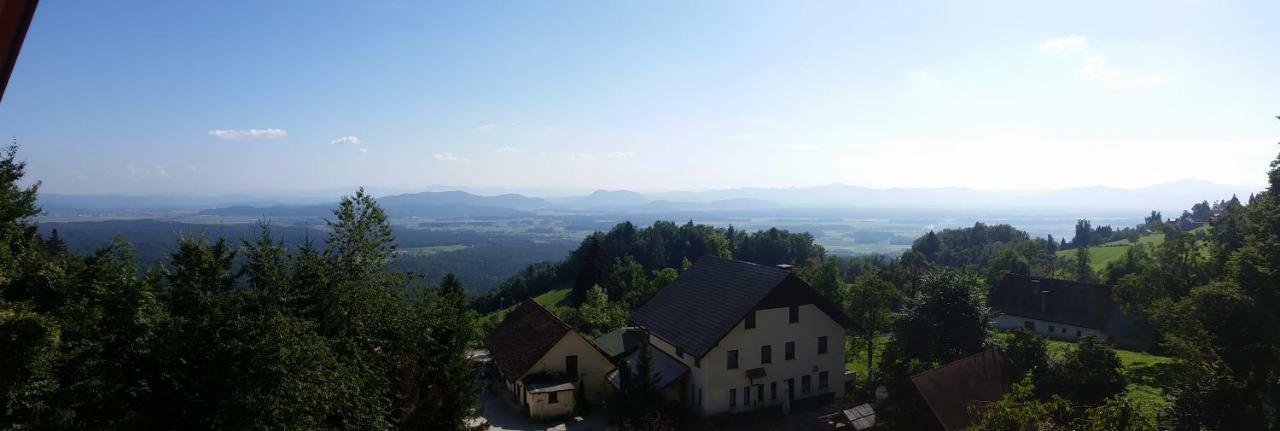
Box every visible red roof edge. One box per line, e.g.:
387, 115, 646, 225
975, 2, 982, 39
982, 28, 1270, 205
0, 0, 37, 103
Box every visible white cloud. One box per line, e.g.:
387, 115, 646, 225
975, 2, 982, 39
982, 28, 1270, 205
122, 164, 170, 178
1039, 35, 1165, 89
433, 152, 466, 161
570, 151, 635, 161
208, 128, 288, 140
1040, 34, 1088, 53
492, 146, 521, 154
358, 148, 368, 154
330, 136, 363, 146
475, 124, 497, 131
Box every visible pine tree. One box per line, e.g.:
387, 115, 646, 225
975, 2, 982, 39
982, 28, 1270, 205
573, 234, 606, 305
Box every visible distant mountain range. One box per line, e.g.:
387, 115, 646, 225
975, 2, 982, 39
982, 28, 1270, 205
40, 179, 1261, 218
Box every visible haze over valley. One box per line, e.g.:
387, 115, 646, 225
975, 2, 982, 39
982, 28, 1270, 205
33, 178, 1257, 293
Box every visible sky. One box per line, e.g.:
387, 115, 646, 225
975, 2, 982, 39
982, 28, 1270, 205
0, 0, 1277, 195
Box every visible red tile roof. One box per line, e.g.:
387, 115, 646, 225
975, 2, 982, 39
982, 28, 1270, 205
909, 349, 1013, 431
485, 299, 572, 380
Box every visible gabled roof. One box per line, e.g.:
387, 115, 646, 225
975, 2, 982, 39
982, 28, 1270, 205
988, 273, 1115, 330
910, 349, 1013, 431
593, 327, 646, 359
485, 299, 572, 379
629, 256, 854, 359
605, 345, 689, 391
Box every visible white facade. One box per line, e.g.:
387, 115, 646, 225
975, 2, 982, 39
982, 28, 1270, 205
994, 314, 1105, 341
648, 304, 846, 416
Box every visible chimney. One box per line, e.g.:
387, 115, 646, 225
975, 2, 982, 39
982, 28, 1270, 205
775, 263, 795, 272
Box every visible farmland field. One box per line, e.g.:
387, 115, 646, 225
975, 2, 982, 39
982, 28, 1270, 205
1056, 225, 1209, 271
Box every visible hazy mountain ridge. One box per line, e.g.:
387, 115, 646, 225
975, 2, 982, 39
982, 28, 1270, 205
41, 179, 1260, 217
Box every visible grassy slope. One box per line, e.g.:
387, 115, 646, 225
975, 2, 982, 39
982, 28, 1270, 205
534, 288, 573, 308
1043, 338, 1174, 413
1056, 226, 1208, 272
479, 287, 573, 331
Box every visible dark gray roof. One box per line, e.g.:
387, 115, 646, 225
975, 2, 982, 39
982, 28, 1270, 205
593, 327, 646, 359
989, 273, 1115, 330
843, 404, 877, 430
606, 346, 690, 391
630, 256, 852, 358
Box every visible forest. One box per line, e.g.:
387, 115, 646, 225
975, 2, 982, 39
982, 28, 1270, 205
0, 146, 479, 429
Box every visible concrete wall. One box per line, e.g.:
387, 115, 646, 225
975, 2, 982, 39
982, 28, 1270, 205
995, 314, 1105, 341
650, 304, 846, 416
522, 332, 615, 401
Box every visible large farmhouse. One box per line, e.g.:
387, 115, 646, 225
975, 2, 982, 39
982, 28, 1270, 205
988, 273, 1154, 350
485, 299, 615, 420
629, 256, 856, 416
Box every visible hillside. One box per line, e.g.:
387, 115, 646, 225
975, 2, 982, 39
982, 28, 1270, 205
1055, 225, 1209, 271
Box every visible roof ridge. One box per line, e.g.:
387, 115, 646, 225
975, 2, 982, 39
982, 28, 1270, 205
521, 298, 572, 331
1005, 272, 1111, 288
698, 255, 789, 272
911, 348, 1004, 380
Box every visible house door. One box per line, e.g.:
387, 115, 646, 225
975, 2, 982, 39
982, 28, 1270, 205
566, 355, 579, 378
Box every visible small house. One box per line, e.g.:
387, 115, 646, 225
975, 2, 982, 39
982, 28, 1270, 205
485, 299, 615, 420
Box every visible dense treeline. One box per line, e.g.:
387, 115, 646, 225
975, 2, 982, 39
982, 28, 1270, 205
905, 222, 1068, 286
0, 146, 478, 430
472, 221, 825, 314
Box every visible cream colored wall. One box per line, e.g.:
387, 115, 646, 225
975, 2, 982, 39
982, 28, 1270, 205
995, 314, 1105, 341
521, 332, 615, 401
695, 304, 846, 415
646, 304, 846, 416
526, 390, 574, 420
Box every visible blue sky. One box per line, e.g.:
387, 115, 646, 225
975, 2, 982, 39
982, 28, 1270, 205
1, 0, 1276, 195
